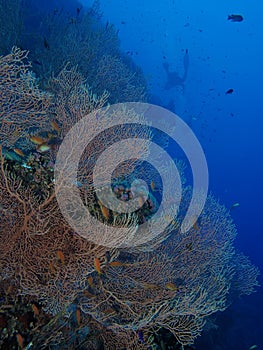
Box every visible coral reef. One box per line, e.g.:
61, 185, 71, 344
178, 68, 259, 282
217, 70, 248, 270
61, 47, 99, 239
0, 49, 260, 348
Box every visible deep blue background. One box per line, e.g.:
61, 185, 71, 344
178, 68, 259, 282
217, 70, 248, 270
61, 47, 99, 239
81, 0, 263, 349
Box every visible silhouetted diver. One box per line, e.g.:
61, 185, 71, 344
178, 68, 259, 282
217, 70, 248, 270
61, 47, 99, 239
163, 49, 189, 90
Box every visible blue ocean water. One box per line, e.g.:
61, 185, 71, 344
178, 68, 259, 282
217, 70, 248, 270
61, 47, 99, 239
88, 0, 263, 348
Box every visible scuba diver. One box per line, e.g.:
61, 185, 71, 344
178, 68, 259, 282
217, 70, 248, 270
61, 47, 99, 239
163, 49, 189, 90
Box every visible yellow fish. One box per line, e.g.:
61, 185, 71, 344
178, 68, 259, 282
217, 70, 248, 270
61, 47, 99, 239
143, 282, 159, 290
165, 282, 178, 291
98, 201, 110, 220
50, 120, 61, 133
87, 276, 94, 287
109, 261, 124, 267
37, 143, 51, 153
13, 148, 25, 157
29, 135, 46, 145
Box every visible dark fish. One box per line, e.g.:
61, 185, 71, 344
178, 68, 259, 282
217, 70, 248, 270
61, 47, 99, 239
69, 18, 77, 24
228, 14, 244, 22
225, 88, 234, 94
47, 137, 62, 146
32, 60, 42, 66
43, 37, 50, 49
184, 49, 189, 72
138, 330, 145, 343
105, 251, 111, 263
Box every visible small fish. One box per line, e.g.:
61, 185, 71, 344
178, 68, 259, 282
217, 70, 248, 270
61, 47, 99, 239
94, 257, 102, 274
13, 148, 25, 157
6, 285, 15, 295
98, 201, 110, 220
249, 345, 258, 350
76, 308, 81, 326
24, 341, 33, 350
230, 202, 240, 211
165, 282, 178, 291
87, 276, 94, 287
16, 333, 24, 349
193, 220, 199, 230
29, 135, 46, 145
12, 129, 21, 137
69, 17, 77, 24
103, 308, 116, 315
186, 242, 193, 251
43, 37, 50, 49
109, 261, 124, 267
147, 334, 155, 345
47, 137, 61, 146
225, 88, 234, 94
83, 290, 96, 298
228, 14, 244, 22
56, 250, 65, 265
32, 60, 42, 66
32, 303, 40, 316
50, 120, 61, 133
37, 143, 51, 153
138, 330, 145, 343
101, 205, 110, 220
143, 282, 159, 290
49, 261, 56, 274
150, 180, 155, 192
105, 250, 111, 263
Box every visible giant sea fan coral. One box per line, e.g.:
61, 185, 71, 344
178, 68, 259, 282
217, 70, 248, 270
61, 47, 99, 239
0, 48, 260, 349
0, 47, 51, 149
0, 152, 259, 348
